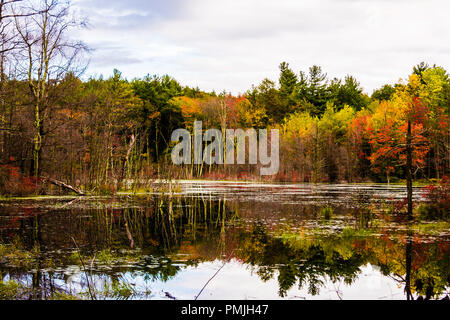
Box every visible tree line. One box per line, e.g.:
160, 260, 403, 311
0, 0, 449, 195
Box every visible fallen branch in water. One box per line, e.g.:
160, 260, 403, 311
42, 177, 86, 196
59, 197, 83, 209
71, 236, 96, 300
164, 291, 176, 300
195, 250, 234, 300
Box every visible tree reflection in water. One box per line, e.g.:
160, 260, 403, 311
0, 193, 448, 300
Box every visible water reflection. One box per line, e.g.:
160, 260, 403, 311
0, 183, 448, 300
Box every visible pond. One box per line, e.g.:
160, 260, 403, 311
0, 182, 448, 300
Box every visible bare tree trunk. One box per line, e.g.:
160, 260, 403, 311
406, 119, 413, 221
31, 103, 42, 177
44, 177, 85, 195
120, 133, 137, 188
405, 228, 413, 300
123, 213, 135, 249
14, 0, 87, 178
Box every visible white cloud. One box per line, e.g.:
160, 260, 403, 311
73, 0, 450, 94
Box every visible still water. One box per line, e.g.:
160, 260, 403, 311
0, 182, 448, 300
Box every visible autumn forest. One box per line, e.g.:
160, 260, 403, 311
0, 1, 449, 197
0, 0, 449, 302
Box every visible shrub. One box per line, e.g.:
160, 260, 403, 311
96, 183, 117, 195
0, 165, 37, 196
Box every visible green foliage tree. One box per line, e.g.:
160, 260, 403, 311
293, 65, 329, 116
372, 84, 395, 101
329, 76, 368, 111
132, 75, 184, 161
253, 78, 283, 123
413, 61, 430, 81
278, 62, 298, 114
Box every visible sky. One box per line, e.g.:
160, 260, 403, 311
72, 0, 450, 95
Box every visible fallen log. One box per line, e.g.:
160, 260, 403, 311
42, 177, 86, 196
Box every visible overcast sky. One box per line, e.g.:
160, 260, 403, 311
72, 0, 450, 95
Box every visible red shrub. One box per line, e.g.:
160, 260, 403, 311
423, 176, 450, 207
0, 165, 37, 196
393, 198, 409, 212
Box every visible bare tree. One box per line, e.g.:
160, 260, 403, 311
0, 0, 22, 157
1, 0, 21, 57
14, 0, 88, 177
1, 0, 42, 78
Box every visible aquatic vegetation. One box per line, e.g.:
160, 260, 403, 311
0, 243, 36, 268
410, 177, 449, 220
0, 281, 24, 300
96, 249, 116, 265
416, 179, 449, 220
0, 280, 81, 300
95, 184, 118, 196
412, 221, 450, 236
100, 280, 137, 300
340, 227, 373, 238
48, 292, 81, 300
0, 182, 448, 300
320, 206, 333, 220
416, 203, 448, 220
